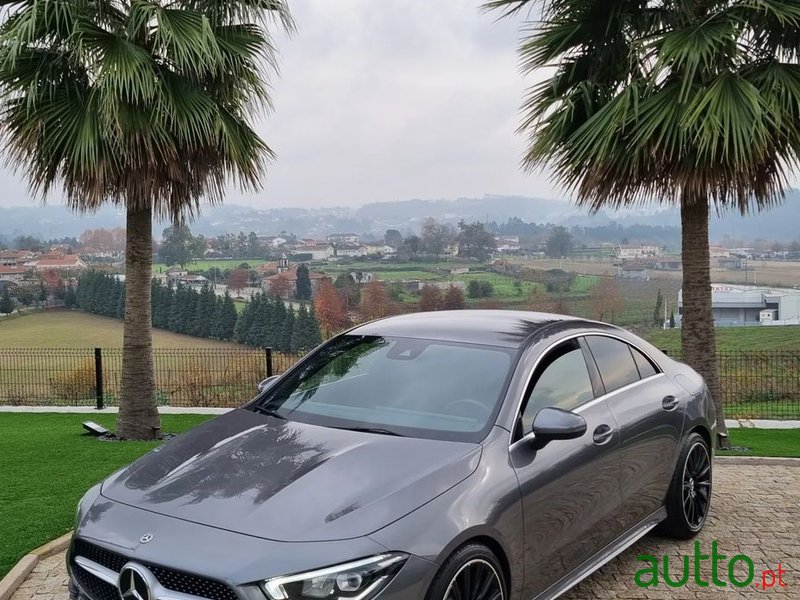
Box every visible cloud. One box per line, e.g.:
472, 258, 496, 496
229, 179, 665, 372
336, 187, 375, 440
0, 0, 561, 210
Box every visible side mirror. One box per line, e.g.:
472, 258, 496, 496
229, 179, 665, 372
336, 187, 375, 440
532, 407, 587, 447
257, 375, 281, 393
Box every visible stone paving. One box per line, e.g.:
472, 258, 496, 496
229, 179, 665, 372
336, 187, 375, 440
10, 464, 800, 600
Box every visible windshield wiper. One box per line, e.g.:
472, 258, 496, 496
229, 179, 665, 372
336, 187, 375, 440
251, 405, 286, 420
335, 426, 404, 437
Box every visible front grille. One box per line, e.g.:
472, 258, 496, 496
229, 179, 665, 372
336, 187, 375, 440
72, 539, 238, 600
149, 566, 238, 600
72, 564, 120, 600
74, 540, 127, 572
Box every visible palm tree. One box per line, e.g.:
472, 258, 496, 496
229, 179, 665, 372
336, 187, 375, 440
488, 0, 800, 444
0, 0, 293, 439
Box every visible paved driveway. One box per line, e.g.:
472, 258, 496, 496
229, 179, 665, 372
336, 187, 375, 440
11, 462, 799, 600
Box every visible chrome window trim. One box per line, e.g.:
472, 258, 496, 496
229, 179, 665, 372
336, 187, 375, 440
507, 331, 665, 449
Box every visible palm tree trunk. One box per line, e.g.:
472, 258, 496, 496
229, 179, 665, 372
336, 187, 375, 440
680, 193, 728, 447
116, 203, 161, 440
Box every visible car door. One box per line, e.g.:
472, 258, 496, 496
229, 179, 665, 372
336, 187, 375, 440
583, 335, 685, 530
509, 338, 622, 599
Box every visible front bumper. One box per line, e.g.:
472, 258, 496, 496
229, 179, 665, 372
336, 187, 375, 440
70, 496, 437, 600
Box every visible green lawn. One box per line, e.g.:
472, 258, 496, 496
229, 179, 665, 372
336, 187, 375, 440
0, 413, 214, 578
0, 310, 241, 348
720, 428, 800, 458
645, 325, 800, 353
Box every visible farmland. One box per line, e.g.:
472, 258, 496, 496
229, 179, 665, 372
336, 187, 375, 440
0, 310, 241, 348
645, 325, 800, 353
509, 257, 800, 289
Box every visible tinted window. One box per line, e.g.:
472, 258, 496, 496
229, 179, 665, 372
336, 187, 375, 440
520, 341, 594, 435
249, 335, 515, 442
631, 346, 658, 378
586, 336, 640, 393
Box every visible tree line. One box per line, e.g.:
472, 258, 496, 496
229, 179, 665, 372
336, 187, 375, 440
76, 272, 321, 351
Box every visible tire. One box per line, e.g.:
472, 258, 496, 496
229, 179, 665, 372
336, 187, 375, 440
426, 544, 506, 600
658, 432, 712, 539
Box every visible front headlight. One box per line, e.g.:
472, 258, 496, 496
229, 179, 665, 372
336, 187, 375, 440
263, 553, 407, 600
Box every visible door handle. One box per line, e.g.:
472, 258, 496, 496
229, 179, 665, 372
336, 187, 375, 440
662, 395, 679, 411
592, 424, 613, 445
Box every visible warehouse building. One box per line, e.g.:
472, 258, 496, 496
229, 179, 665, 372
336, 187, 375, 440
678, 284, 800, 327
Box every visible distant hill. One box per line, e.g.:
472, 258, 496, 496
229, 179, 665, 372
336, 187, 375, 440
1, 191, 798, 242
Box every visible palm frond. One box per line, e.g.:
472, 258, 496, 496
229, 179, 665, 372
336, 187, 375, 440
488, 0, 800, 213
0, 0, 292, 221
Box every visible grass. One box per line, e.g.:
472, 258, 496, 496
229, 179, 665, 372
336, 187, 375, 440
0, 413, 214, 578
645, 325, 800, 353
0, 310, 241, 348
720, 428, 800, 458
153, 259, 261, 272
723, 401, 800, 420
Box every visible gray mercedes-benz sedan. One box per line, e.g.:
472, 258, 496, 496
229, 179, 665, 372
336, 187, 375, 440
69, 311, 716, 600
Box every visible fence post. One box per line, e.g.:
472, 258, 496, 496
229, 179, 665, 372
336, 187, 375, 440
94, 347, 104, 410
265, 347, 274, 378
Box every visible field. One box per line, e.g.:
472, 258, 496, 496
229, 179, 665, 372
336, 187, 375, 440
0, 310, 241, 348
645, 325, 800, 352
153, 259, 261, 272
510, 257, 800, 288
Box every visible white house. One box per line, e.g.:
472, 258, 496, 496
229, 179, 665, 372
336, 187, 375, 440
327, 233, 360, 245
495, 236, 521, 253
615, 245, 661, 259
335, 245, 369, 258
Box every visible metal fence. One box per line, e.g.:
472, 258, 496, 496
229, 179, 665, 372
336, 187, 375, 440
1, 348, 798, 420
0, 348, 304, 408
662, 350, 800, 421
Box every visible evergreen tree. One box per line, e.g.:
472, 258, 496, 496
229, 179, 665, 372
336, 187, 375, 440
267, 298, 286, 348
290, 304, 310, 351
64, 286, 78, 308
195, 285, 216, 338
295, 264, 312, 301
280, 307, 295, 351
247, 295, 269, 347
234, 294, 256, 343
307, 304, 323, 347
215, 292, 238, 340
0, 288, 13, 314
114, 283, 125, 319
653, 289, 664, 326
168, 285, 187, 332
184, 288, 199, 335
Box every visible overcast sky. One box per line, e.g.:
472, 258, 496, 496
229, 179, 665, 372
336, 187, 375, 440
0, 0, 561, 210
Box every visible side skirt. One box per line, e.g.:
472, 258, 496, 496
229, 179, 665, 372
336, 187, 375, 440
532, 507, 667, 600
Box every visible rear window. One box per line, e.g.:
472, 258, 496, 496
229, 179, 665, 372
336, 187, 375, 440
631, 346, 658, 379
585, 336, 640, 394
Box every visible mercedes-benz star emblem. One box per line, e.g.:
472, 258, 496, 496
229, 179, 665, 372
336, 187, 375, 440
118, 564, 151, 600
139, 533, 154, 544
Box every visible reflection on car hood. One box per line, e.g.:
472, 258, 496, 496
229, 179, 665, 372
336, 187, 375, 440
101, 409, 481, 542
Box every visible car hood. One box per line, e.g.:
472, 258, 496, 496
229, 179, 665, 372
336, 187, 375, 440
101, 409, 481, 542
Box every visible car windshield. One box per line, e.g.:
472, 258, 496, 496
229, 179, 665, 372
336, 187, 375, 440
248, 335, 516, 442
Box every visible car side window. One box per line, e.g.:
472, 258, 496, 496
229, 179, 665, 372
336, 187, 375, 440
585, 336, 641, 393
518, 340, 594, 437
631, 346, 658, 379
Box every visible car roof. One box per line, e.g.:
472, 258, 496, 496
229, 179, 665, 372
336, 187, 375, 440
347, 310, 588, 349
